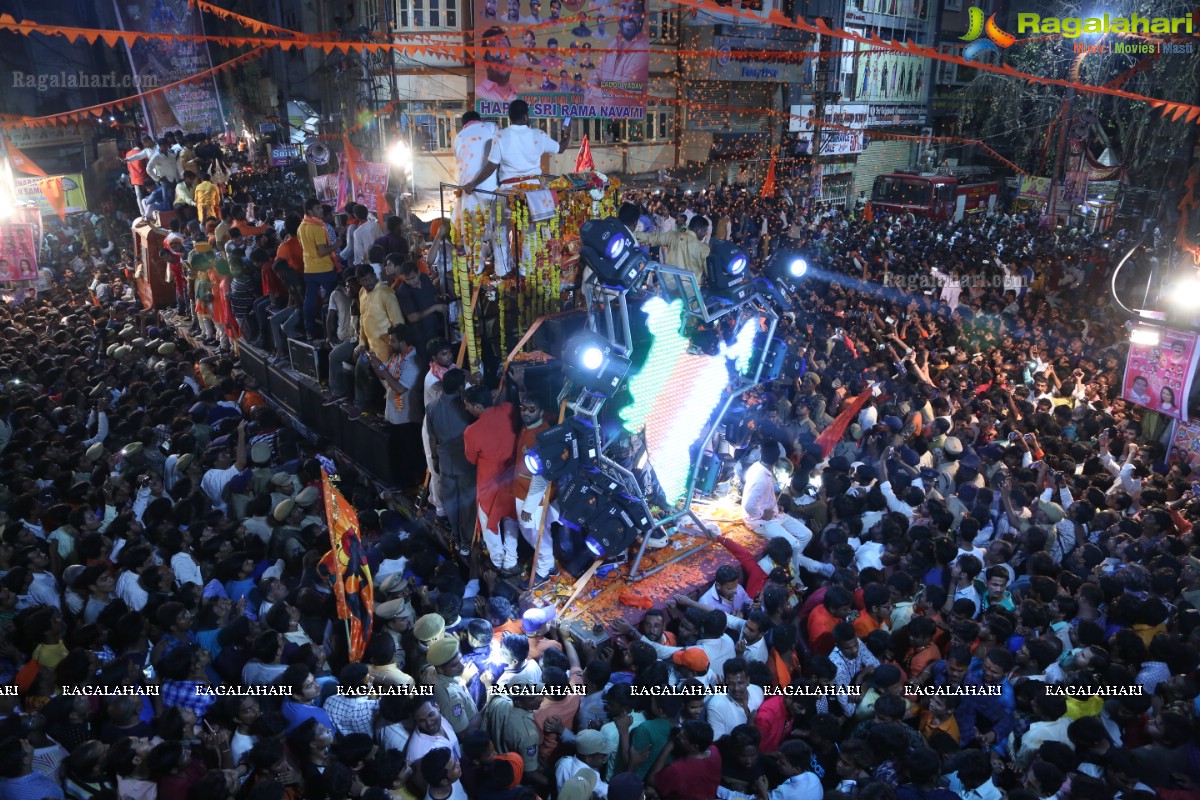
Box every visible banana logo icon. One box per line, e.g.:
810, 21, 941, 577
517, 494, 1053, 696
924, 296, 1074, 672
960, 7, 1015, 61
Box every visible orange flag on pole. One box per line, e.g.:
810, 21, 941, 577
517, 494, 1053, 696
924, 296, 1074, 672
760, 152, 777, 198
5, 136, 48, 177
316, 469, 374, 662
38, 176, 66, 220
574, 134, 594, 172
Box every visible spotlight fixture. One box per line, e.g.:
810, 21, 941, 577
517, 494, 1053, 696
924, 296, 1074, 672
562, 330, 631, 397
584, 490, 653, 557
580, 218, 645, 289
524, 417, 598, 481
706, 240, 750, 292
766, 249, 809, 284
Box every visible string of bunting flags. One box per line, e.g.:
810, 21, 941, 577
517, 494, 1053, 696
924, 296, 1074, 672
0, 46, 268, 128
186, 0, 315, 39
2, 0, 1198, 126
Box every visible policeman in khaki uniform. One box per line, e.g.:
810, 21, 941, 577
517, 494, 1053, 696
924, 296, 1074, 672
230, 440, 275, 519
410, 613, 449, 677
483, 672, 543, 777
295, 486, 323, 528
249, 441, 276, 496
269, 471, 297, 511
427, 637, 479, 735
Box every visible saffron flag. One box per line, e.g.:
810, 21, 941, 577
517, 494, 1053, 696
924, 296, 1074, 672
342, 135, 362, 169
317, 469, 374, 662
5, 137, 48, 177
575, 135, 594, 173
37, 176, 66, 220
760, 153, 777, 199
814, 387, 874, 458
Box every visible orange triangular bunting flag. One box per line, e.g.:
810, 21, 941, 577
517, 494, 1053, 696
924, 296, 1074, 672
5, 136, 48, 176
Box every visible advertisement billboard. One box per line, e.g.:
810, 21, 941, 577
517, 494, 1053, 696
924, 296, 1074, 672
113, 0, 225, 135
14, 173, 88, 217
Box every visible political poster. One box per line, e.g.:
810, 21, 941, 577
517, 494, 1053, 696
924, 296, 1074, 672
351, 163, 390, 214
313, 174, 339, 204
0, 224, 40, 283
473, 0, 648, 120
15, 174, 88, 217
1122, 326, 1200, 421
1168, 419, 1200, 473
112, 0, 225, 135
1018, 176, 1052, 203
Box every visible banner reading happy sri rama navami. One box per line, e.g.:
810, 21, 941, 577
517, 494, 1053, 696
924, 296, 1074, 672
112, 0, 225, 136
474, 0, 648, 120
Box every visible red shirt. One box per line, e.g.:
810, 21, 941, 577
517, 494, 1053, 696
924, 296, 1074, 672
464, 403, 518, 524
126, 148, 148, 186
655, 746, 722, 800
756, 695, 793, 752
806, 605, 841, 657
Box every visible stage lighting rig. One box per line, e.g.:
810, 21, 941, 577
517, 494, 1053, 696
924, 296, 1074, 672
524, 417, 598, 481
580, 218, 647, 289
706, 240, 750, 292
557, 467, 622, 530
562, 330, 631, 397
584, 489, 653, 558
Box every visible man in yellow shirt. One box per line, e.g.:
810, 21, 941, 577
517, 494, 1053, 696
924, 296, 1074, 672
635, 215, 710, 283
193, 170, 221, 225
350, 264, 402, 419
299, 198, 339, 340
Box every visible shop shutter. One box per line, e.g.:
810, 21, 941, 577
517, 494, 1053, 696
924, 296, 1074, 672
852, 139, 914, 198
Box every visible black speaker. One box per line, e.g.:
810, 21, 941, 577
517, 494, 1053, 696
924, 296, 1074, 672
532, 309, 589, 361
240, 340, 271, 391
268, 366, 304, 419
340, 414, 401, 485
287, 338, 327, 383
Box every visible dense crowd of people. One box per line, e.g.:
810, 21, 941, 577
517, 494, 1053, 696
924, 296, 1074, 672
0, 127, 1198, 800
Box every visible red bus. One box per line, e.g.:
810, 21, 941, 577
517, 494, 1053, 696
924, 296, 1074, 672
870, 173, 1001, 221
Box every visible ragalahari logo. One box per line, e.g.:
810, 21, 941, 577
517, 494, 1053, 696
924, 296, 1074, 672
960, 7, 1017, 62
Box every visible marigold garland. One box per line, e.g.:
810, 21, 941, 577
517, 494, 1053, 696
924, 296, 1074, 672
451, 177, 620, 369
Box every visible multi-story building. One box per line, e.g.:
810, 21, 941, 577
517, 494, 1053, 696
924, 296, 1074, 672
280, 0, 939, 205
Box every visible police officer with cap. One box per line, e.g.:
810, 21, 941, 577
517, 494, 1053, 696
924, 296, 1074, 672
427, 636, 479, 735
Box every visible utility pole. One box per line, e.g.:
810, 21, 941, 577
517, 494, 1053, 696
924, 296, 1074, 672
269, 0, 290, 146
810, 30, 836, 209
1048, 88, 1074, 224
